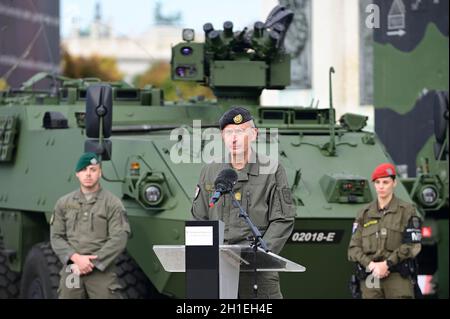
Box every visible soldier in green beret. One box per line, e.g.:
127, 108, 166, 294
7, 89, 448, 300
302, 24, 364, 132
50, 152, 130, 299
191, 106, 296, 299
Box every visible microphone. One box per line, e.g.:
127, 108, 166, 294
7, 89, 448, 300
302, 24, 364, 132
209, 169, 238, 208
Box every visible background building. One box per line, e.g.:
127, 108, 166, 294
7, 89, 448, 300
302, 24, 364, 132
261, 0, 374, 129
62, 2, 185, 83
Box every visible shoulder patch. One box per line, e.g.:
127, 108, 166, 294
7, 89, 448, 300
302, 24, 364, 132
411, 216, 421, 229
403, 216, 422, 243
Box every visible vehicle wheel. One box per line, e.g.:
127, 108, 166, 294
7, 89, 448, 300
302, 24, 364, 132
19, 242, 62, 299
20, 245, 162, 299
0, 239, 21, 299
115, 252, 164, 299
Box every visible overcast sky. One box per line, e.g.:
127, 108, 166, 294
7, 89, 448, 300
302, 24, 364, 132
61, 0, 268, 37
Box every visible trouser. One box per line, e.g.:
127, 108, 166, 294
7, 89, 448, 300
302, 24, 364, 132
58, 264, 122, 299
360, 272, 415, 299
238, 271, 282, 299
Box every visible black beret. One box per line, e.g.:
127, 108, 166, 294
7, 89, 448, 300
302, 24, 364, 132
219, 106, 253, 130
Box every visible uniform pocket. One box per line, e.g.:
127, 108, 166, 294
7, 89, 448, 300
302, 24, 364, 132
93, 212, 107, 237
385, 225, 403, 252
64, 210, 79, 232
243, 190, 269, 229
361, 225, 378, 253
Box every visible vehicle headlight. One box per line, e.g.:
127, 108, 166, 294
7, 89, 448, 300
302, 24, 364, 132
182, 28, 195, 42
419, 186, 438, 207
142, 184, 163, 205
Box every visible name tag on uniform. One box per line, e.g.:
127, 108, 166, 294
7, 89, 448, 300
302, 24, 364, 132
65, 204, 81, 210
363, 220, 378, 228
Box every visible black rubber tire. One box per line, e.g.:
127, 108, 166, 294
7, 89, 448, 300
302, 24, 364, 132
115, 252, 164, 299
433, 91, 449, 144
0, 239, 21, 299
19, 242, 61, 299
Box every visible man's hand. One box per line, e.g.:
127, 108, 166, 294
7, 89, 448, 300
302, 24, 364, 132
70, 253, 98, 275
70, 264, 81, 276
372, 261, 390, 279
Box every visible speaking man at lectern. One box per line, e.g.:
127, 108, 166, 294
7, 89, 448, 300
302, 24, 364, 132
191, 106, 296, 299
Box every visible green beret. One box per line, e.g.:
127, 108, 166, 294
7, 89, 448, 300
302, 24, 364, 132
75, 152, 100, 172
219, 106, 253, 130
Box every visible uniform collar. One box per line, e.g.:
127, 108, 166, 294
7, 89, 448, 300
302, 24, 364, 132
377, 194, 399, 214
228, 153, 260, 182
365, 194, 399, 218
72, 186, 104, 202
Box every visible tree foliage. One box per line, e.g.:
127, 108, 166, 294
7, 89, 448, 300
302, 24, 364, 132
61, 47, 123, 81
0, 78, 8, 90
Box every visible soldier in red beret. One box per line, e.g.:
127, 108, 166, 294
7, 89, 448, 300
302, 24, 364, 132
348, 163, 422, 298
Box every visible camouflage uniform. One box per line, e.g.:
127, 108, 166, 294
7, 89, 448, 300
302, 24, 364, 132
191, 154, 296, 299
50, 187, 130, 299
348, 195, 422, 299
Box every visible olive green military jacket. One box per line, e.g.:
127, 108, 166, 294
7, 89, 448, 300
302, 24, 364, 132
191, 156, 296, 255
348, 195, 421, 268
50, 187, 131, 271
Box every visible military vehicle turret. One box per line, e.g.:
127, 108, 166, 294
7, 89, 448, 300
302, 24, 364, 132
0, 5, 442, 298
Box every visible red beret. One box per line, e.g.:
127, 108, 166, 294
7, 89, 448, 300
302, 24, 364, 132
371, 163, 396, 181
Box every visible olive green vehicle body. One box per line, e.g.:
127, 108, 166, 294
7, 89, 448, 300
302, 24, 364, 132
1, 95, 412, 298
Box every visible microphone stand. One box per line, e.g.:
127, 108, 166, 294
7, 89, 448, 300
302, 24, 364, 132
229, 190, 269, 299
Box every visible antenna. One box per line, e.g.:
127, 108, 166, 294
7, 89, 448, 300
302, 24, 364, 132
328, 67, 336, 156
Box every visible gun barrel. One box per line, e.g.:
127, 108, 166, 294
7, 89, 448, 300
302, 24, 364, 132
208, 30, 222, 46
253, 21, 265, 38
223, 21, 233, 38
203, 23, 214, 36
